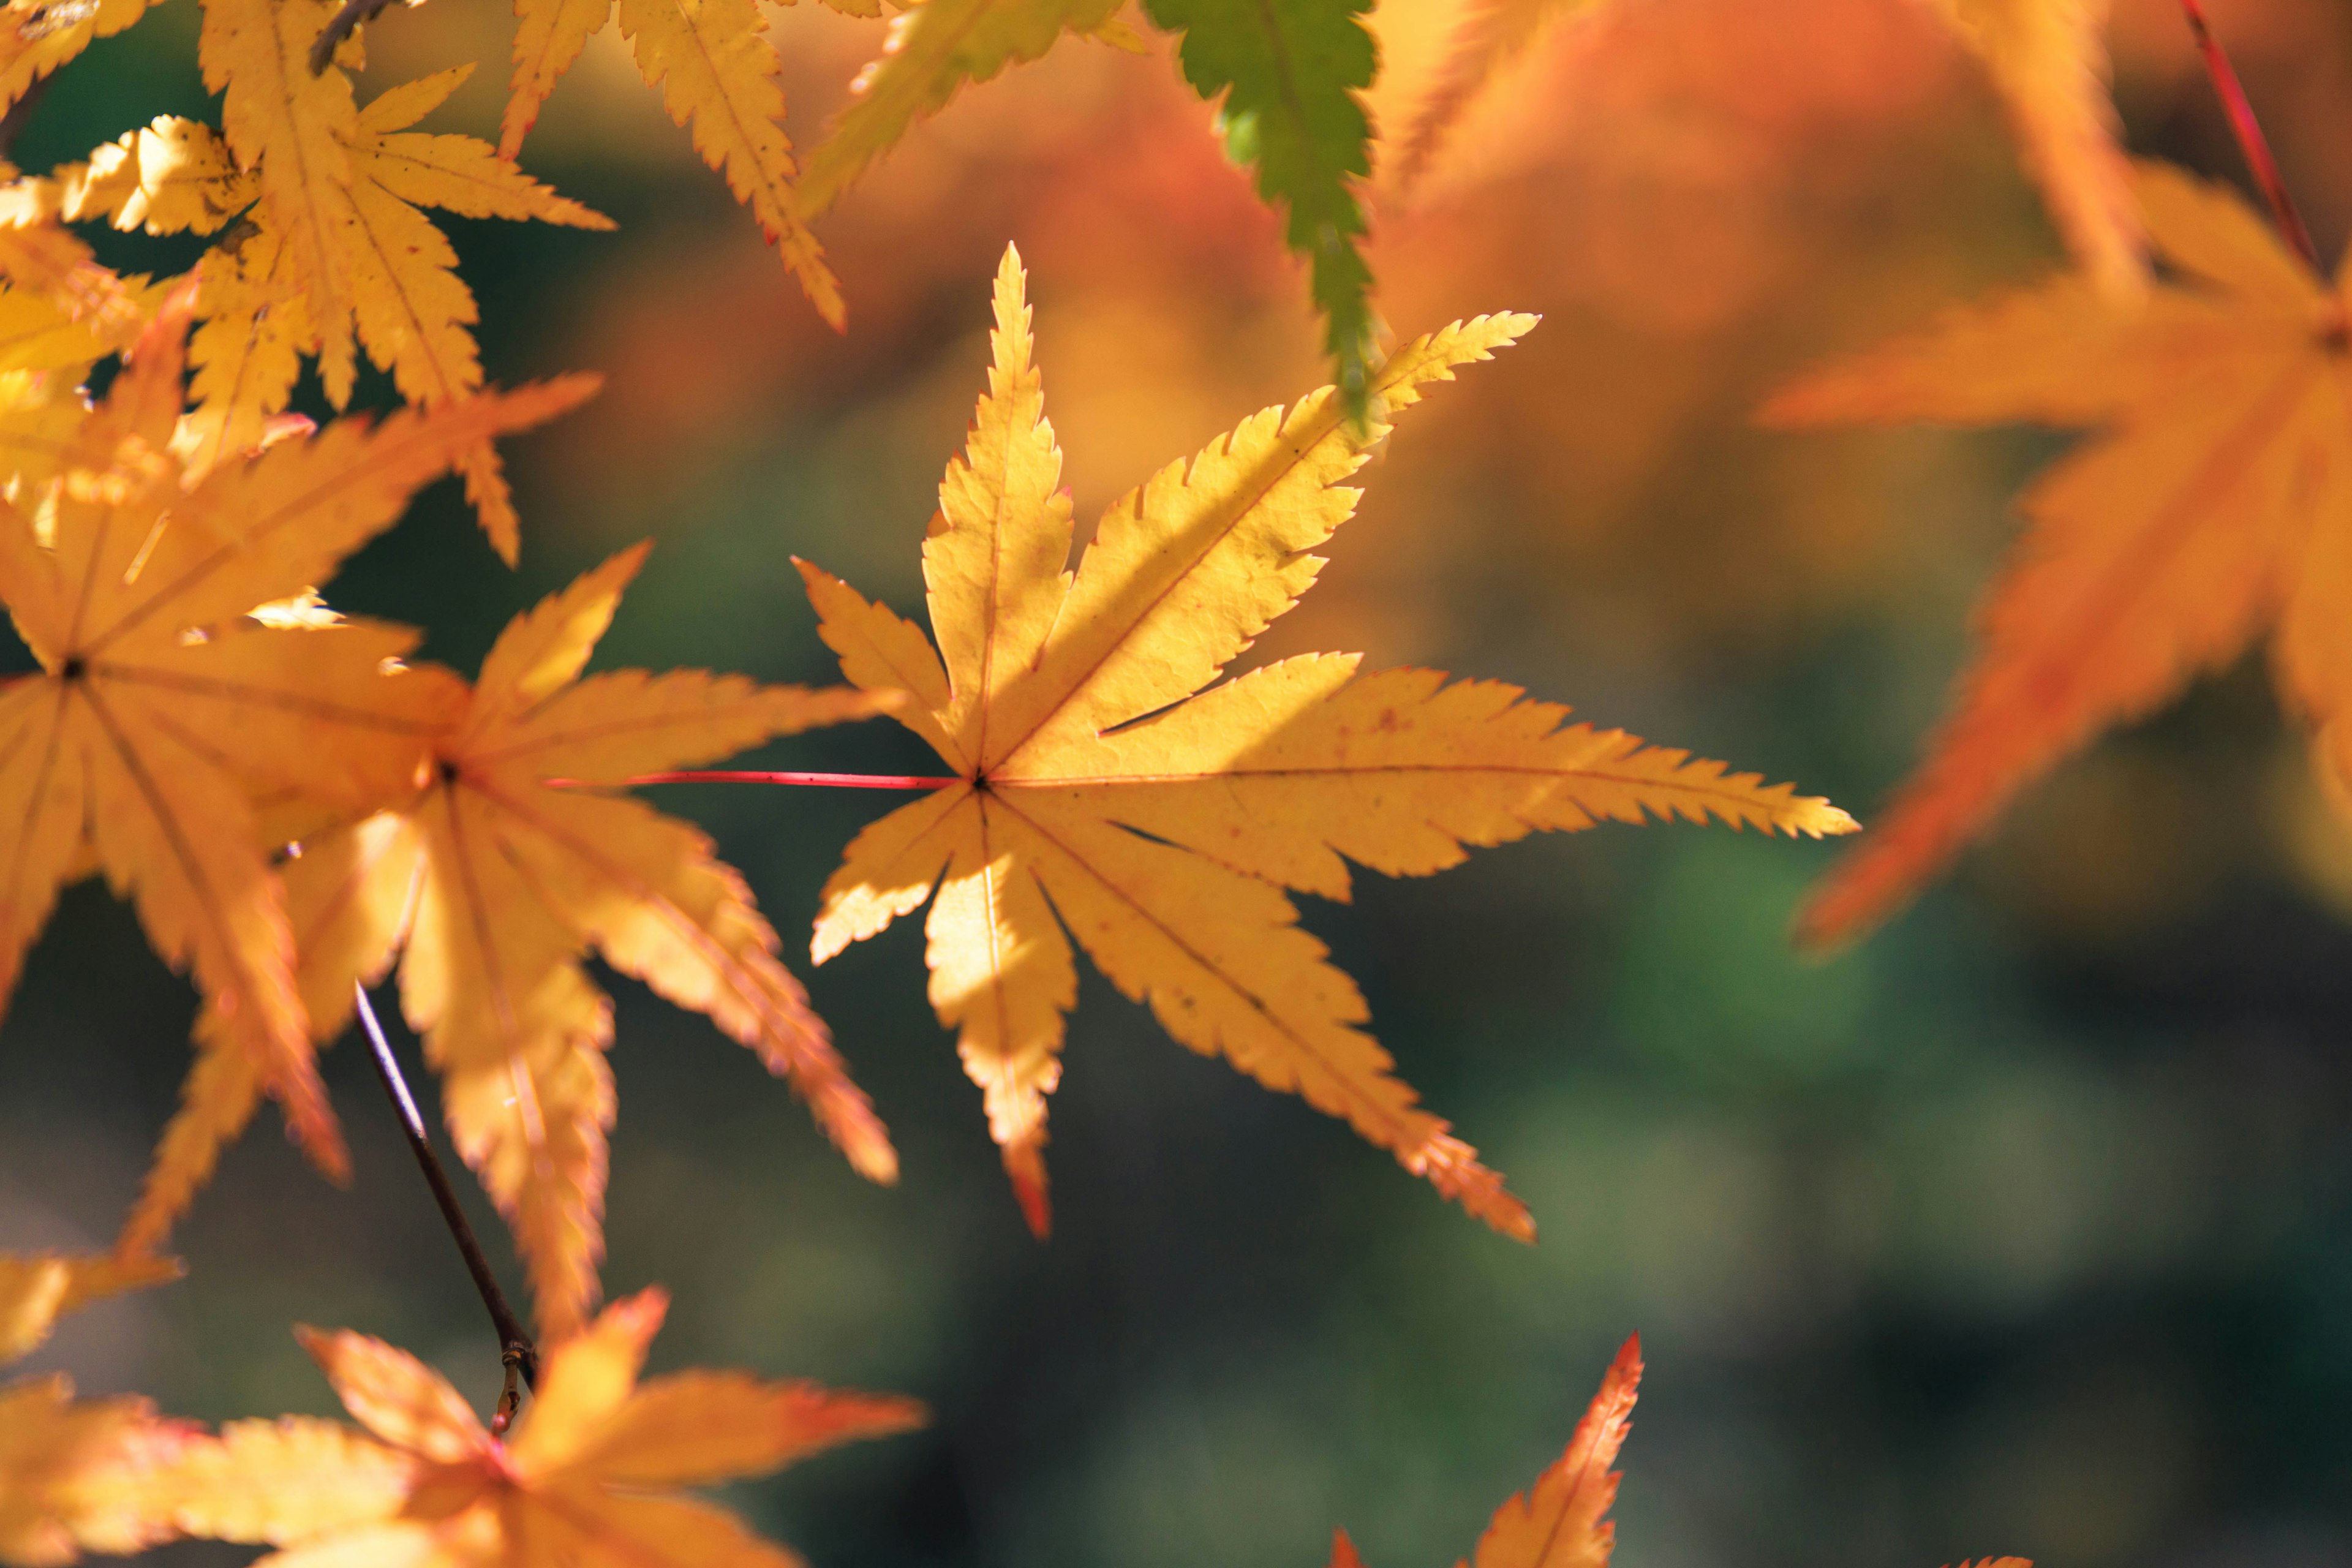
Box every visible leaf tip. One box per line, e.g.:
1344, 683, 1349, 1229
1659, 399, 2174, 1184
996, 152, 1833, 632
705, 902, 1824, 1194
1005, 1139, 1050, 1239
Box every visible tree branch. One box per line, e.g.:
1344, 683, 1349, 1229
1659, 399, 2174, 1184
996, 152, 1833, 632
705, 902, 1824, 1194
352, 981, 540, 1417
0, 75, 54, 165
308, 0, 402, 74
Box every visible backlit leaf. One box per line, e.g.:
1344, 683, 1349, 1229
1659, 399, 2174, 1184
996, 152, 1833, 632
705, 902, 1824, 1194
804, 246, 1853, 1236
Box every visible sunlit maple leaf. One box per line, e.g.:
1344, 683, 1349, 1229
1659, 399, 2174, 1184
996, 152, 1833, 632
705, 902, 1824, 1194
20, 56, 612, 560
124, 545, 896, 1339
144, 1287, 924, 1568
0, 0, 168, 122
800, 246, 1853, 1237
0, 287, 597, 1197
1395, 0, 2141, 295
1765, 160, 2351, 946
0, 181, 143, 334
0, 1253, 188, 1568
497, 0, 851, 327
0, 266, 169, 501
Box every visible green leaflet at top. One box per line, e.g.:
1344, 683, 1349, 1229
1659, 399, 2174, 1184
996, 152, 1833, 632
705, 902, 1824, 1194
1142, 0, 1379, 421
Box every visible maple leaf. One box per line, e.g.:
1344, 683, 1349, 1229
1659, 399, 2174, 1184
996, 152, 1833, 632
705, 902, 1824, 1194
1394, 0, 2142, 296
793, 0, 1378, 413
1927, 0, 2138, 298
1330, 1338, 2026, 1568
1388, 0, 1603, 195
144, 1287, 924, 1568
0, 0, 168, 119
0, 1254, 179, 1366
0, 181, 143, 334
0, 286, 597, 1197
1763, 160, 2351, 946
0, 266, 168, 500
799, 246, 1854, 1237
496, 0, 853, 328
1333, 1333, 1639, 1568
0, 1253, 189, 1568
23, 58, 613, 560
796, 0, 1140, 219
124, 545, 897, 1339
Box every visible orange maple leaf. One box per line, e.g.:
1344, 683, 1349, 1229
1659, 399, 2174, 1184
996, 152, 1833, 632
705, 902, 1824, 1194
13, 50, 613, 560
125, 545, 895, 1339
1332, 1334, 1638, 1568
1330, 1340, 2027, 1568
800, 245, 1855, 1238
498, 0, 868, 326
0, 1253, 189, 1568
1392, 0, 2141, 297
143, 1288, 924, 1568
1764, 161, 2352, 947
0, 286, 596, 1192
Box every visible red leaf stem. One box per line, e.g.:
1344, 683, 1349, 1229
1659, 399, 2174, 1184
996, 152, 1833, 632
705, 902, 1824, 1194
548, 769, 963, 791
2180, 0, 2321, 273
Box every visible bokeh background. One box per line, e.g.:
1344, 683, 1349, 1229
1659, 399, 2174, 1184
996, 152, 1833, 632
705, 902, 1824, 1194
6, 0, 2352, 1563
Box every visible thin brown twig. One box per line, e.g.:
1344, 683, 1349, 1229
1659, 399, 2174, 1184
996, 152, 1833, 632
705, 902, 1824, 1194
352, 981, 540, 1400
307, 0, 401, 73
0, 75, 55, 165
2180, 0, 2322, 273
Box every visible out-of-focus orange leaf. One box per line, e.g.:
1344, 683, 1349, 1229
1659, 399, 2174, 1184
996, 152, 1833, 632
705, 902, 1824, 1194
797, 0, 1133, 218
1766, 160, 2351, 946
0, 1254, 189, 1568
1393, 0, 2142, 292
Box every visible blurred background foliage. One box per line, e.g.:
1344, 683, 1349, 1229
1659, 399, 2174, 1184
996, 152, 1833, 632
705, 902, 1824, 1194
4, 0, 2352, 1564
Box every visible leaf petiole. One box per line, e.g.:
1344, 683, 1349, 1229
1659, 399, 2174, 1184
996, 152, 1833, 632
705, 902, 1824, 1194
2179, 0, 2322, 273
549, 769, 964, 790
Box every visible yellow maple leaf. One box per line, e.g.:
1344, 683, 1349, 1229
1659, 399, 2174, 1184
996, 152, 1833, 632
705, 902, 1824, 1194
144, 1287, 924, 1568
1393, 0, 2142, 294
795, 0, 1135, 219
0, 179, 143, 334
800, 246, 1854, 1237
124, 545, 897, 1339
0, 266, 170, 500
195, 0, 361, 398
28, 59, 612, 560
0, 1253, 187, 1568
1763, 160, 2350, 947
0, 0, 168, 121
0, 287, 597, 1199
498, 0, 846, 326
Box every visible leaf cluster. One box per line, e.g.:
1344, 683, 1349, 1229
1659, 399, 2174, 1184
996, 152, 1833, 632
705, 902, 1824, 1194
0, 0, 2324, 1561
